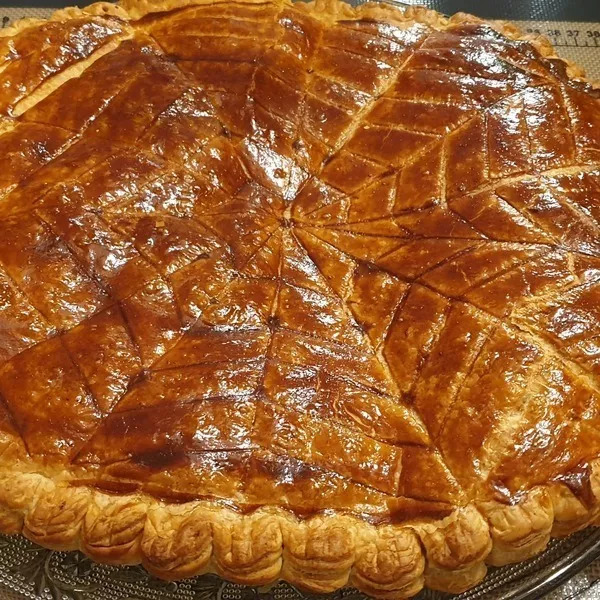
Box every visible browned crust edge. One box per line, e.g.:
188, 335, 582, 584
0, 0, 599, 597
0, 458, 598, 597
0, 1, 129, 38
448, 11, 599, 89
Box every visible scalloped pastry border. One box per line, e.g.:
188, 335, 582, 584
0, 459, 598, 597
0, 0, 599, 597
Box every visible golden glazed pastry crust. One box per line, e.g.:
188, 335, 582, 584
0, 0, 599, 597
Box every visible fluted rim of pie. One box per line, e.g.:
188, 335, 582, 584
0, 0, 598, 596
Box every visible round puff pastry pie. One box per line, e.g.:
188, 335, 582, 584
0, 0, 598, 596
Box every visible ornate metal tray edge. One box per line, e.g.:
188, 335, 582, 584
0, 528, 597, 600
507, 528, 600, 600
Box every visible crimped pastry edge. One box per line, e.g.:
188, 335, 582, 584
0, 0, 599, 596
0, 456, 598, 597
118, 0, 600, 87
1, 0, 596, 88
446, 12, 600, 89
0, 2, 129, 39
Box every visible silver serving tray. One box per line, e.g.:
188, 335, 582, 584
0, 2, 597, 599
0, 529, 597, 600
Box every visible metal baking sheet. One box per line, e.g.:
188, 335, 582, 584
0, 3, 598, 599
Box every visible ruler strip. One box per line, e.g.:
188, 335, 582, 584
512, 20, 600, 81
521, 25, 600, 49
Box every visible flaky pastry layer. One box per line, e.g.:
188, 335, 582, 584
0, 456, 598, 597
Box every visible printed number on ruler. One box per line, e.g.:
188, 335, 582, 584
526, 26, 600, 47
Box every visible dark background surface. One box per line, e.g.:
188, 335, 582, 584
0, 0, 599, 21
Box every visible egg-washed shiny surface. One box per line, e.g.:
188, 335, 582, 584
0, 0, 599, 523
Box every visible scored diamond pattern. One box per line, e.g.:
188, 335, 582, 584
0, 0, 599, 520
